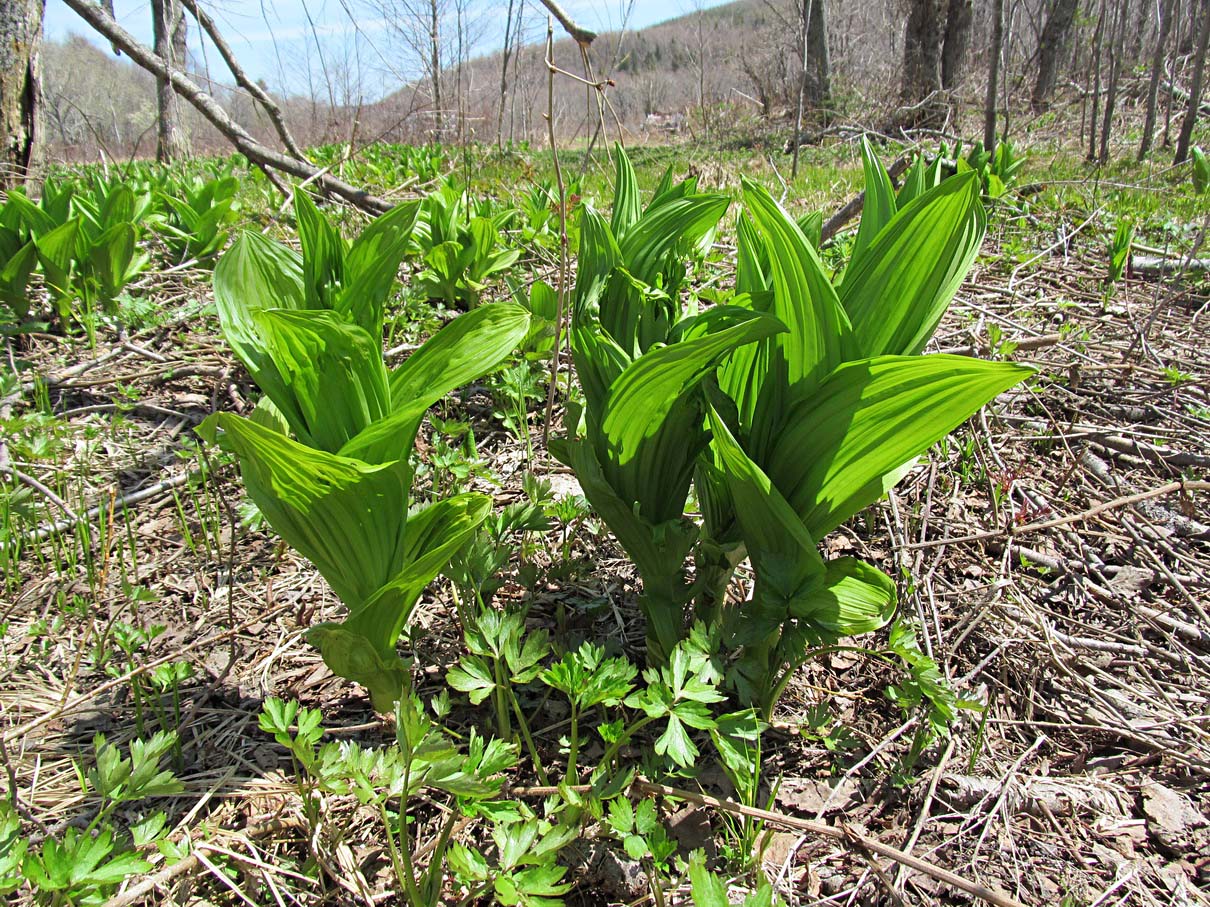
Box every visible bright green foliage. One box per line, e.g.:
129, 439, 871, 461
555, 144, 1030, 715
156, 174, 240, 263
688, 850, 784, 907
260, 695, 529, 907
417, 217, 521, 308
552, 144, 782, 663
20, 732, 181, 905
1107, 219, 1135, 285
703, 169, 1030, 712
1193, 147, 1209, 195
205, 195, 529, 709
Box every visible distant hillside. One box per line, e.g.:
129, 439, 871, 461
40, 0, 907, 157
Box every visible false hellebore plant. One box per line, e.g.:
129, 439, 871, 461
201, 192, 529, 710
559, 143, 1032, 715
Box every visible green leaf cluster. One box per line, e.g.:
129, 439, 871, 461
559, 143, 1032, 715
204, 192, 529, 709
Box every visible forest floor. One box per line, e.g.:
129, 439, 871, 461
1, 131, 1209, 906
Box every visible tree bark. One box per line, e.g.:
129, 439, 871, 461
1175, 0, 1210, 163
496, 0, 516, 149
151, 0, 189, 161
1099, 0, 1126, 162
940, 0, 973, 89
984, 0, 1004, 153
1032, 0, 1080, 110
1140, 0, 1175, 159
899, 0, 946, 124
428, 0, 442, 139
0, 0, 44, 189
806, 0, 832, 110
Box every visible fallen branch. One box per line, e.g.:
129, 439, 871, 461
821, 154, 911, 243
906, 479, 1210, 550
631, 780, 1027, 907
1131, 254, 1210, 276
61, 0, 394, 215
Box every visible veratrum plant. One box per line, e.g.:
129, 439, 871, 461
696, 151, 1032, 713
552, 145, 784, 665
202, 193, 529, 709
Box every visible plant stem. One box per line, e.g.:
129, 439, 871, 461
509, 693, 549, 786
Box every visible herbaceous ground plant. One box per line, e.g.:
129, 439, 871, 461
1, 133, 1207, 907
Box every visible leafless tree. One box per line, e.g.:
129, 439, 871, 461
1032, 0, 1079, 110
940, 0, 973, 89
1174, 0, 1210, 163
1140, 0, 1175, 158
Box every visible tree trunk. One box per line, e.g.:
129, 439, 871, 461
984, 0, 1004, 153
1098, 0, 1126, 162
791, 0, 812, 178
1088, 0, 1107, 161
1032, 0, 1080, 110
0, 0, 44, 189
1175, 0, 1210, 163
151, 0, 188, 161
941, 0, 973, 89
496, 0, 516, 149
899, 0, 946, 123
807, 0, 832, 111
429, 0, 442, 140
1140, 0, 1175, 159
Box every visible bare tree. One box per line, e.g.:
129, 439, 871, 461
1174, 0, 1210, 163
496, 0, 517, 148
940, 0, 973, 89
1140, 0, 1175, 159
984, 0, 1004, 152
151, 0, 189, 161
1, 0, 44, 188
1032, 0, 1080, 110
899, 0, 946, 122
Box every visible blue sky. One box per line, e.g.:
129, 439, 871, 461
45, 0, 735, 98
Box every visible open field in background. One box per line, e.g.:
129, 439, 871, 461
1, 121, 1208, 907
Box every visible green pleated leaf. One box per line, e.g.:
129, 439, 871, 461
35, 217, 81, 301
735, 212, 769, 295
295, 191, 346, 310
788, 557, 897, 638
343, 492, 491, 649
600, 308, 785, 522
706, 407, 824, 595
340, 199, 421, 342
88, 222, 136, 300
845, 137, 898, 279
618, 193, 730, 286
251, 308, 391, 452
767, 354, 1032, 538
389, 302, 530, 412
741, 178, 852, 394
0, 241, 38, 318
839, 173, 985, 357
573, 206, 622, 317
213, 231, 307, 382
611, 142, 643, 239
203, 413, 411, 608
549, 437, 698, 595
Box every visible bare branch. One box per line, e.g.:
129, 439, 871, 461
60, 0, 394, 214
536, 0, 596, 46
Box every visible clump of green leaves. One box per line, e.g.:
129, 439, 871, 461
557, 142, 1031, 717
18, 732, 182, 904
203, 191, 529, 709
